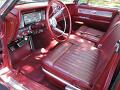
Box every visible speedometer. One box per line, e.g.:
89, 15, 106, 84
18, 10, 46, 39
19, 15, 24, 29
23, 11, 42, 25
41, 11, 45, 20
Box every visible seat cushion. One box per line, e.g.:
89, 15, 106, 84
75, 26, 104, 42
42, 36, 106, 89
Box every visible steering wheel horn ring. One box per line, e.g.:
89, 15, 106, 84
46, 0, 72, 42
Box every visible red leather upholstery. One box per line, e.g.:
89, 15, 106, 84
42, 19, 120, 89
116, 82, 120, 90
75, 26, 104, 42
75, 14, 120, 43
9, 13, 120, 90
42, 36, 105, 89
99, 14, 120, 44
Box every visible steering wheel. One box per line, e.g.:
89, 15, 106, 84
46, 0, 72, 42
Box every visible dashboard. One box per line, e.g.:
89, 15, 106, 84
20, 10, 45, 28
18, 10, 46, 38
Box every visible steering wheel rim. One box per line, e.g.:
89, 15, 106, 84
46, 0, 72, 42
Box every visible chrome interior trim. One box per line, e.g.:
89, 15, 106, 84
42, 68, 81, 90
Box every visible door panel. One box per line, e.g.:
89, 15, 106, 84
72, 5, 118, 31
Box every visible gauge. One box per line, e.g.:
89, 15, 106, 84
41, 11, 45, 20
19, 15, 24, 29
23, 11, 42, 25
18, 10, 46, 39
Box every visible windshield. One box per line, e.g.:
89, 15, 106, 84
0, 0, 7, 8
0, 0, 48, 8
18, 0, 73, 4
18, 0, 48, 4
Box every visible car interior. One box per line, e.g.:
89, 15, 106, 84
1, 0, 120, 90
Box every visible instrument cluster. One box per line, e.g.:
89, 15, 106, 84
24, 11, 45, 26
17, 10, 45, 38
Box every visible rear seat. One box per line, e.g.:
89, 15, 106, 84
75, 14, 120, 43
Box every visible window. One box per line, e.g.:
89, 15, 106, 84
18, 0, 48, 4
61, 0, 73, 3
0, 0, 7, 8
89, 0, 120, 10
79, 0, 88, 4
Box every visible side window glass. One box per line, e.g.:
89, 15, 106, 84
61, 0, 73, 3
79, 0, 88, 4
89, 0, 120, 10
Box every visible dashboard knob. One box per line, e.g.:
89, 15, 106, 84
17, 35, 21, 38
28, 30, 32, 34
22, 32, 26, 36
24, 36, 28, 41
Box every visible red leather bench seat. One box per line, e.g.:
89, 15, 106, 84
42, 36, 104, 89
42, 20, 120, 89
75, 26, 104, 42
9, 14, 120, 90
75, 14, 120, 43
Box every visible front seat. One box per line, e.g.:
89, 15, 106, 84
42, 36, 102, 89
42, 21, 120, 89
75, 14, 120, 43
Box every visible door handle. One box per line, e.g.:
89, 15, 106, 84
90, 10, 97, 14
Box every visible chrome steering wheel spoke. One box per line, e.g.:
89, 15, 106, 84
46, 0, 72, 42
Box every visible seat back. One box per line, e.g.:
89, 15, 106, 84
99, 14, 120, 44
108, 14, 120, 31
100, 14, 120, 57
101, 24, 120, 61
94, 22, 120, 83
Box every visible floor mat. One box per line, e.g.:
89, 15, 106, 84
14, 55, 61, 90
